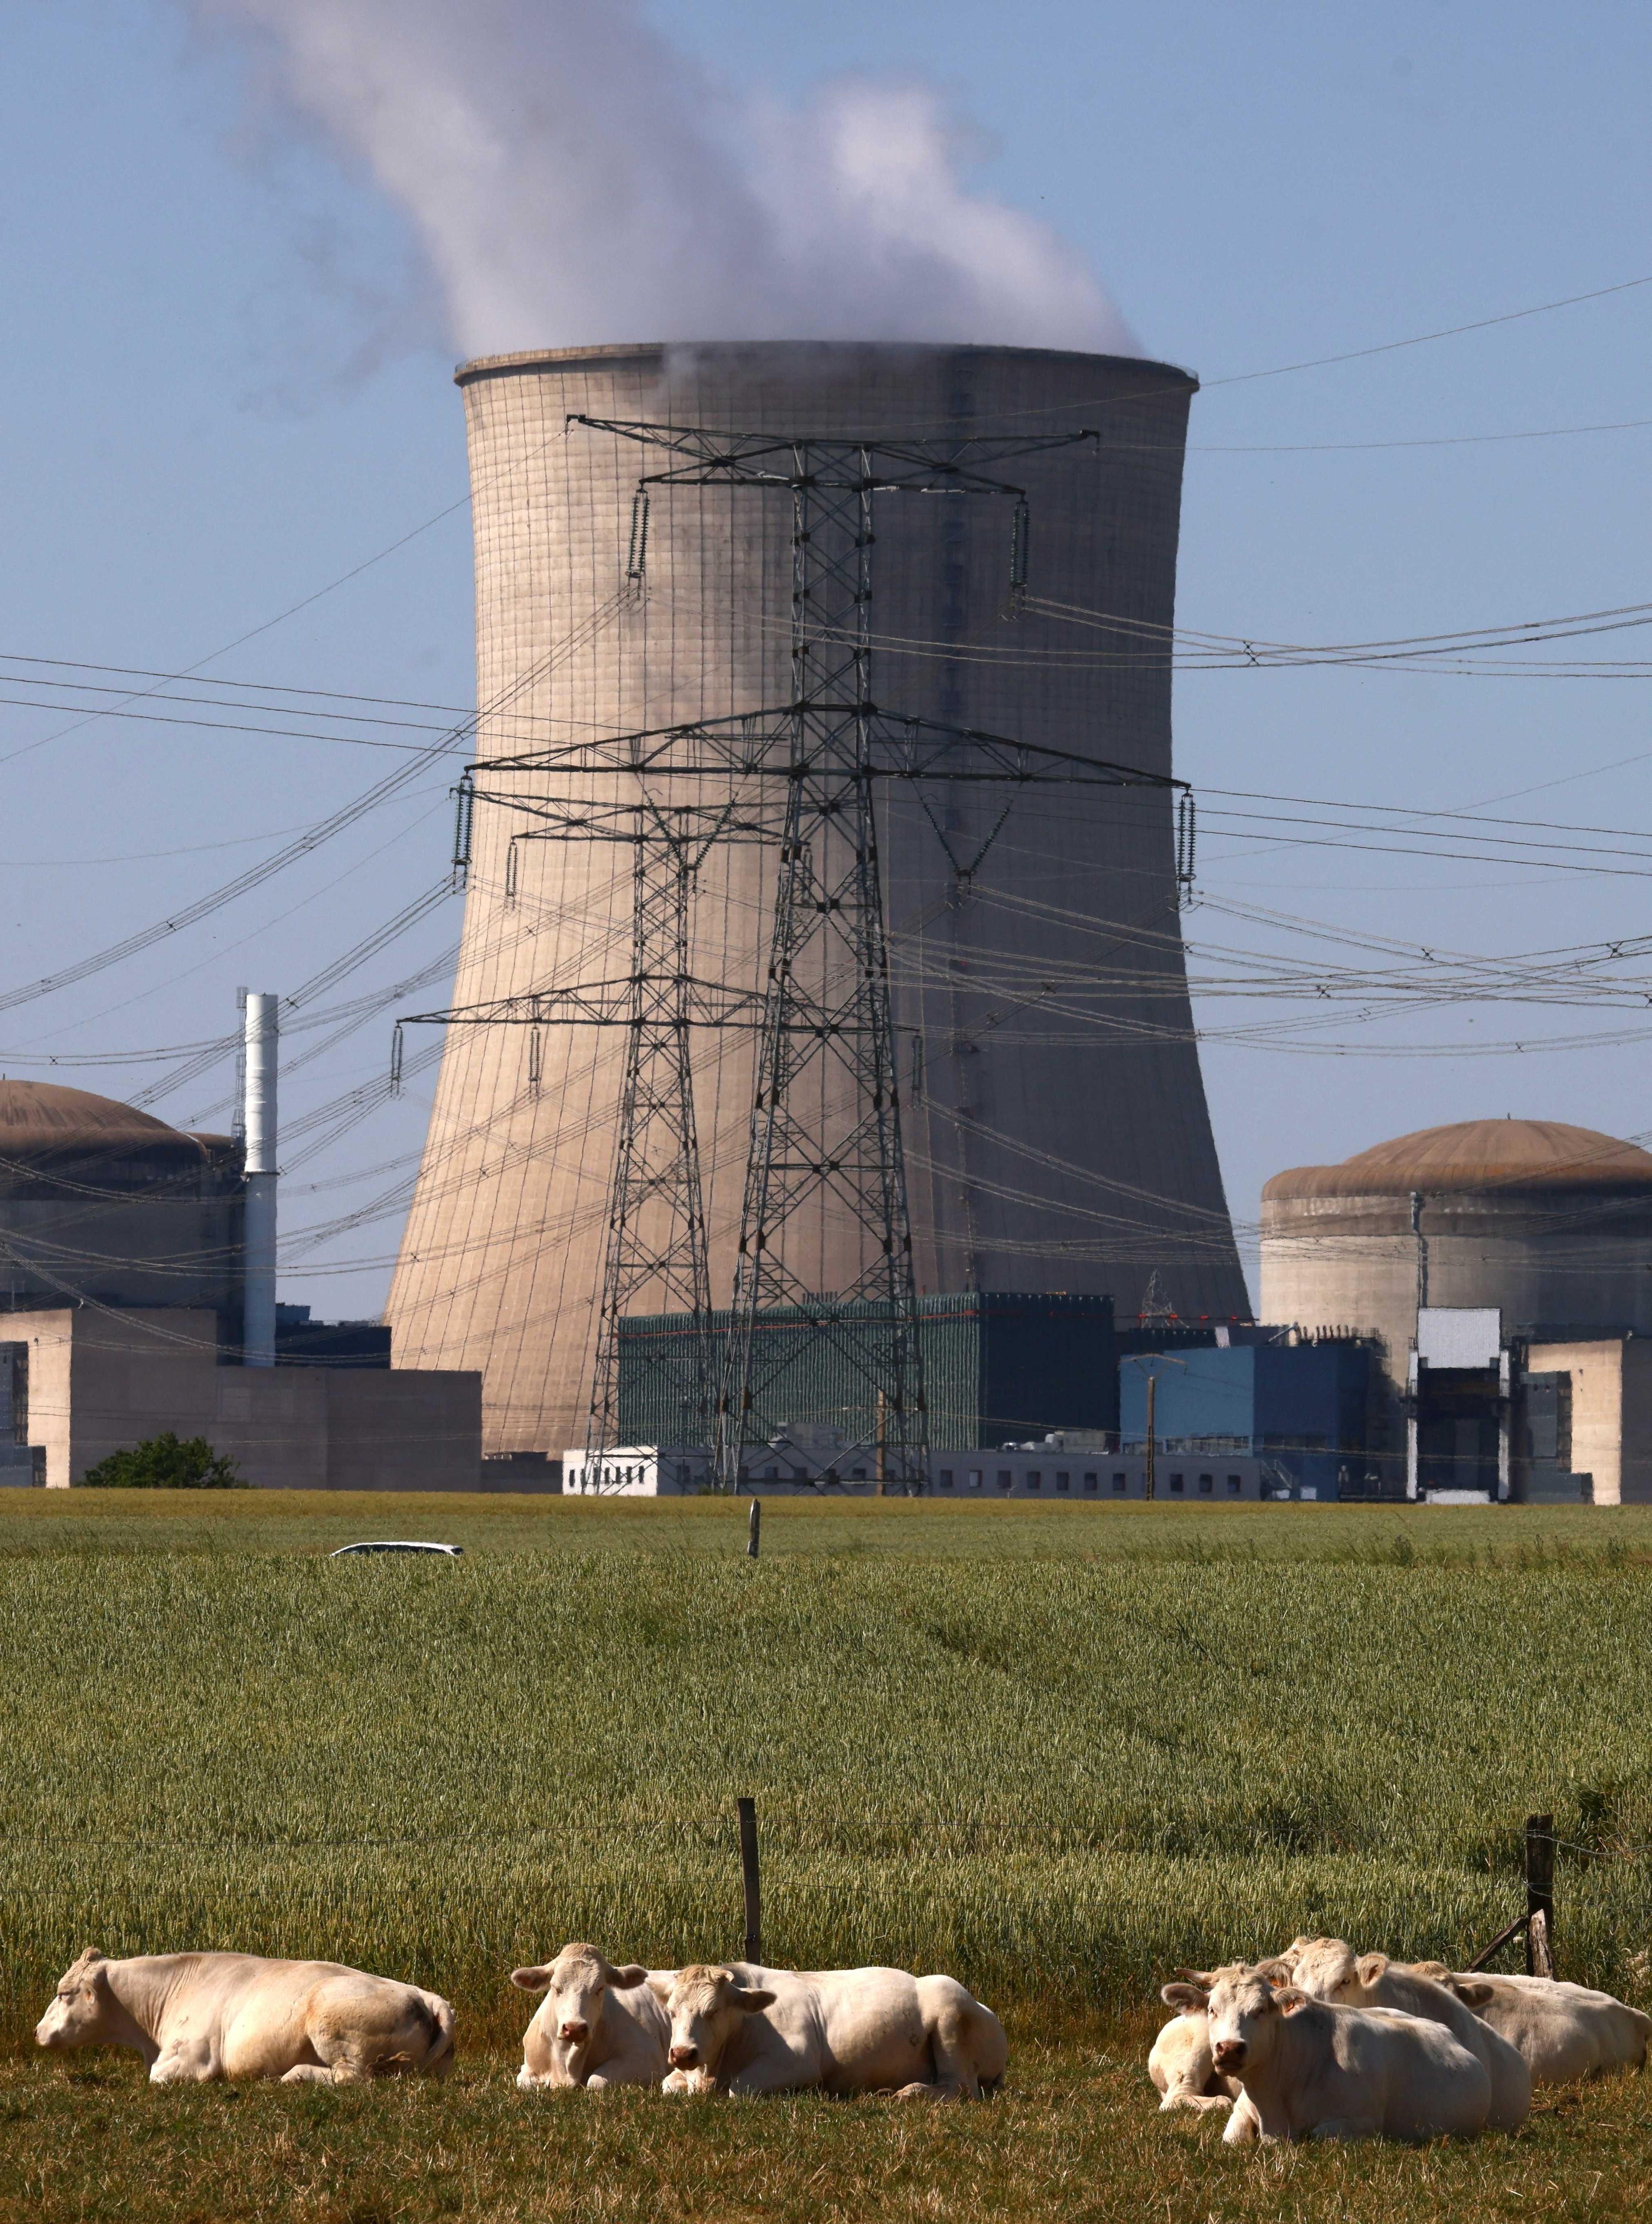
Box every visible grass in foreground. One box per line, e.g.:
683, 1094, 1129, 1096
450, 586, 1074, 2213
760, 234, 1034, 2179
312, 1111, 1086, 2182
3, 2034, 1650, 2224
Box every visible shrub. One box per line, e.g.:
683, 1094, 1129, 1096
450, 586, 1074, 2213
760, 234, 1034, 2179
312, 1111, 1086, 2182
77, 1431, 245, 1490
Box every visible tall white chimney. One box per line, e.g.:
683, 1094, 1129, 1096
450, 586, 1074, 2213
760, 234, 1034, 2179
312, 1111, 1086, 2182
242, 991, 278, 1368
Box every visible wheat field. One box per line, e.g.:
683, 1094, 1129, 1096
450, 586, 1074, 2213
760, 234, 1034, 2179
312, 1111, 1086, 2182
2, 1496, 1649, 2042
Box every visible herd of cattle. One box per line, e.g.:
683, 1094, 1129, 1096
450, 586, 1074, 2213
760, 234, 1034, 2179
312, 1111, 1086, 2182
31, 1932, 1652, 2141
1152, 1937, 1652, 2142
32, 1946, 1005, 2101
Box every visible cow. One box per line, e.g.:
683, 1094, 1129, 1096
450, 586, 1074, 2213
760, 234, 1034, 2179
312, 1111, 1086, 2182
510, 1944, 672, 2090
1148, 2008, 1240, 2114
1277, 1938, 1530, 2130
1148, 1962, 1247, 2115
650, 1962, 1007, 2099
1422, 1966, 1652, 2085
1159, 1967, 1491, 2144
35, 1949, 454, 2085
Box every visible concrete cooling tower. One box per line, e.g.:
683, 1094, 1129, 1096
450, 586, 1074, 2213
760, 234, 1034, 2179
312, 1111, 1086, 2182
385, 342, 1249, 1454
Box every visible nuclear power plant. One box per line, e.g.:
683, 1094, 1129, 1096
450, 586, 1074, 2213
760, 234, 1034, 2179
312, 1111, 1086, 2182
384, 341, 1251, 1461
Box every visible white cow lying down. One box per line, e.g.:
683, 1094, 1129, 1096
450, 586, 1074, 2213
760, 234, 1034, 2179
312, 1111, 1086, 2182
1277, 1939, 1531, 2131
1149, 2008, 1240, 2114
1424, 1966, 1652, 2085
1148, 1962, 1250, 2115
652, 1963, 1008, 2099
1161, 1968, 1491, 2144
35, 1949, 455, 2085
511, 1944, 673, 2090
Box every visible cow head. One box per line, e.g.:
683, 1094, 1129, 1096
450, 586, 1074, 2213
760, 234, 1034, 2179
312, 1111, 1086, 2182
648, 1964, 775, 2084
1162, 1968, 1307, 2079
36, 1950, 115, 2051
1279, 1937, 1360, 2003
511, 1943, 647, 2088
1159, 1961, 1249, 2015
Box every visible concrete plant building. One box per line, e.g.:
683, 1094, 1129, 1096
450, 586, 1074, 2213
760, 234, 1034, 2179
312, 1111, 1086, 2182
385, 342, 1249, 1455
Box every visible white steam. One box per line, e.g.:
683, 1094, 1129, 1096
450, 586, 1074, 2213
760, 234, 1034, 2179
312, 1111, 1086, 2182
195, 0, 1136, 357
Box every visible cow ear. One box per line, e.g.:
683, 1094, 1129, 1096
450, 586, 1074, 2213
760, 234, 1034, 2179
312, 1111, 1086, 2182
1252, 1958, 1294, 1986
645, 1974, 675, 2004
1274, 1988, 1307, 2016
510, 1966, 552, 1993
730, 1986, 776, 2013
1452, 1979, 1493, 2008
1356, 1953, 1388, 1986
1174, 1966, 1217, 1988
607, 1963, 648, 1990
1160, 1982, 1207, 2012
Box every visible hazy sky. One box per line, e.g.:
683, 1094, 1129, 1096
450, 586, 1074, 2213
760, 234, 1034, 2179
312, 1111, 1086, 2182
4, 0, 1652, 1317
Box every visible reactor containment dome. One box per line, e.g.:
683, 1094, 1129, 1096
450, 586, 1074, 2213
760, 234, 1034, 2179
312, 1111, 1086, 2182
1261, 1116, 1652, 1395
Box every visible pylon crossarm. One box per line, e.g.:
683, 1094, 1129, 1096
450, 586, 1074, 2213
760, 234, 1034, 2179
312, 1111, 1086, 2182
399, 976, 761, 1030
469, 711, 1183, 791
567, 415, 1105, 491
478, 793, 782, 845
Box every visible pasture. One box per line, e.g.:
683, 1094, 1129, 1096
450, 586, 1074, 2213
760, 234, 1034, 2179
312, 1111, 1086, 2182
2, 1493, 1650, 2221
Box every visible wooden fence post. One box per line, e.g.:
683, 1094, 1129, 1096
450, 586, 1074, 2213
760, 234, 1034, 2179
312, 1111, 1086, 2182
1526, 1813, 1555, 1978
737, 1795, 761, 1965
748, 1499, 761, 1558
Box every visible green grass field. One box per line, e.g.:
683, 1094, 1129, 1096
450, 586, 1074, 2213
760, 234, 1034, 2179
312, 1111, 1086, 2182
2, 1493, 1649, 2221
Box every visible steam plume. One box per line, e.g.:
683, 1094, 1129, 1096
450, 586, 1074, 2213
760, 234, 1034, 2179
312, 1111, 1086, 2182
196, 0, 1136, 356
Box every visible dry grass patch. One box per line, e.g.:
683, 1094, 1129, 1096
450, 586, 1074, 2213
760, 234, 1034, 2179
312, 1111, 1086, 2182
2, 2037, 1649, 2224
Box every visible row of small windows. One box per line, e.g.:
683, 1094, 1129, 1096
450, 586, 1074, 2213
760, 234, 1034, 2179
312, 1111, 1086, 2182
573, 1465, 1245, 1495
935, 1469, 1245, 1496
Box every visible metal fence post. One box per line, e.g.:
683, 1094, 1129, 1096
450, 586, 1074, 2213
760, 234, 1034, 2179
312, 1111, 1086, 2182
737, 1796, 761, 1965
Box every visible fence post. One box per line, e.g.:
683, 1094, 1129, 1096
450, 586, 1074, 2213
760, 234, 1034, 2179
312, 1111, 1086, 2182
1526, 1812, 1555, 1978
748, 1499, 761, 1558
737, 1795, 761, 1965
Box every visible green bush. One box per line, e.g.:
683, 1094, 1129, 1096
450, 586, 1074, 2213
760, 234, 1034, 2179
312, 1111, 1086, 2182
76, 1431, 245, 1490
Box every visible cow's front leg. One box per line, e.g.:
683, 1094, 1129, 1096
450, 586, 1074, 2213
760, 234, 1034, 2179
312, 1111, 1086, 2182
586, 2054, 658, 2091
149, 2046, 218, 2084
280, 2064, 337, 2085
1221, 2094, 1264, 2143
662, 2067, 715, 2094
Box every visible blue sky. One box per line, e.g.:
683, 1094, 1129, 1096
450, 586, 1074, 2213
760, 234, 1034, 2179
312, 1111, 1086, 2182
3, 0, 1651, 1314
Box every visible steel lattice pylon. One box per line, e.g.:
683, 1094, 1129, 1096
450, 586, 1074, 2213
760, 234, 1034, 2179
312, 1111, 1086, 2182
717, 450, 925, 1490
585, 827, 712, 1456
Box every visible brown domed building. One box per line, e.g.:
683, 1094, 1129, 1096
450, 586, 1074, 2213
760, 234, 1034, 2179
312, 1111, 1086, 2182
1261, 1119, 1652, 1500
0, 1080, 245, 1333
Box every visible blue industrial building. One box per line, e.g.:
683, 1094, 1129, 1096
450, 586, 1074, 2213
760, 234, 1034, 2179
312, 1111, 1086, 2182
1119, 1334, 1373, 1499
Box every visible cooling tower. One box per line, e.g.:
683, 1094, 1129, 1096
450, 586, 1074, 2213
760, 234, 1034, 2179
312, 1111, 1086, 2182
386, 343, 1249, 1453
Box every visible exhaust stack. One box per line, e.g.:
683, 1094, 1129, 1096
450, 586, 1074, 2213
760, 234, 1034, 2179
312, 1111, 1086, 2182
242, 991, 278, 1368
